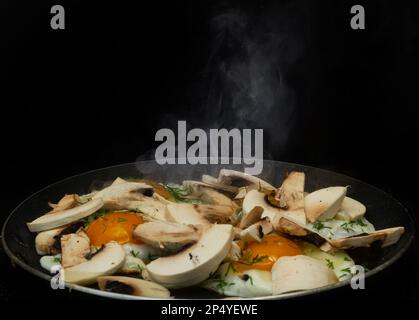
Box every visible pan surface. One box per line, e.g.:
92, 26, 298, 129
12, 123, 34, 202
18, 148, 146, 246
1, 160, 415, 300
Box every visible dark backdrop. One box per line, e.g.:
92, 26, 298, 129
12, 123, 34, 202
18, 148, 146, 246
1, 0, 419, 302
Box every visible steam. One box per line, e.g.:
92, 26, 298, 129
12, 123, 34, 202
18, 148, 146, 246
139, 3, 304, 162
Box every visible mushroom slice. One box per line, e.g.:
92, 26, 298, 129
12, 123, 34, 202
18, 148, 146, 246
272, 216, 308, 237
111, 177, 128, 186
64, 241, 125, 285
201, 175, 239, 193
243, 190, 281, 222
166, 203, 210, 225
134, 221, 202, 252
328, 227, 405, 249
238, 206, 264, 229
60, 229, 90, 268
335, 197, 366, 221
239, 220, 273, 243
166, 203, 234, 224
272, 255, 338, 294
274, 172, 306, 225
97, 276, 171, 298
119, 198, 168, 221
92, 182, 154, 208
305, 187, 347, 222
35, 227, 65, 255
146, 224, 234, 288
27, 198, 104, 232
47, 194, 80, 214
216, 169, 276, 191
192, 204, 236, 223
224, 241, 241, 262
183, 181, 237, 207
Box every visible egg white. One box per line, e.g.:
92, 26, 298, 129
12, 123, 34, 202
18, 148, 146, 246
202, 262, 272, 298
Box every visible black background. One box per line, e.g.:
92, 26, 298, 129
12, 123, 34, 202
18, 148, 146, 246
1, 0, 419, 305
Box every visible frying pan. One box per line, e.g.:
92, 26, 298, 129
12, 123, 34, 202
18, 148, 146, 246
1, 160, 415, 300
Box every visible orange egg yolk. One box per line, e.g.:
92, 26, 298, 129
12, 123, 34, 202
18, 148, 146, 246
86, 212, 143, 246
234, 234, 302, 272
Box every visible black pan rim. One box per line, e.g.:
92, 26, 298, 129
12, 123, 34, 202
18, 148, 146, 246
1, 160, 416, 300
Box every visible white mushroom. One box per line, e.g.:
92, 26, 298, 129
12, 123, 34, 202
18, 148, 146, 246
64, 241, 125, 285
119, 197, 168, 221
35, 227, 65, 255
92, 182, 154, 209
328, 227, 405, 249
146, 224, 234, 288
166, 203, 210, 225
27, 198, 104, 232
272, 217, 308, 236
274, 172, 306, 225
239, 220, 273, 243
242, 190, 281, 222
272, 255, 338, 294
216, 169, 276, 191
134, 221, 202, 252
60, 229, 90, 268
238, 206, 264, 229
305, 187, 347, 222
201, 174, 239, 193
97, 276, 171, 298
183, 181, 237, 208
166, 203, 235, 224
47, 194, 80, 214
335, 196, 366, 221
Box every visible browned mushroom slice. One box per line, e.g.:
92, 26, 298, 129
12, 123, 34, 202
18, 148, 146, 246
134, 221, 203, 252
328, 227, 405, 249
192, 204, 236, 224
272, 216, 308, 237
60, 229, 90, 268
239, 219, 273, 243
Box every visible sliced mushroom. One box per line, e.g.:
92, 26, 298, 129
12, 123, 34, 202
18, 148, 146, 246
272, 255, 338, 294
146, 224, 234, 288
47, 194, 80, 214
242, 190, 281, 222
335, 197, 366, 221
201, 174, 239, 193
134, 221, 202, 252
274, 172, 306, 225
328, 227, 405, 249
118, 197, 168, 221
192, 204, 236, 224
239, 220, 273, 243
183, 181, 237, 207
216, 169, 276, 191
166, 203, 210, 225
238, 206, 264, 229
272, 216, 308, 236
305, 187, 347, 222
223, 241, 241, 262
111, 177, 128, 186
64, 241, 125, 285
92, 182, 154, 209
98, 276, 171, 298
27, 198, 104, 232
60, 229, 90, 268
35, 227, 65, 255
